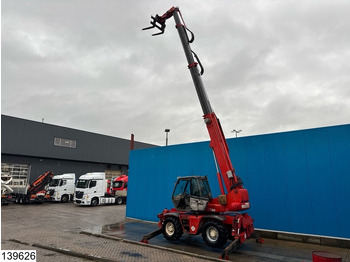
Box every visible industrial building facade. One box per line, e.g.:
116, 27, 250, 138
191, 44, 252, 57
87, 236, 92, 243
1, 115, 156, 184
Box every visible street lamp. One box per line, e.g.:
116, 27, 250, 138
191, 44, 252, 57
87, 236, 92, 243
165, 129, 170, 146
231, 129, 242, 138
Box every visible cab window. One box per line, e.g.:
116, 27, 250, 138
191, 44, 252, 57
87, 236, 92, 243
89, 180, 97, 188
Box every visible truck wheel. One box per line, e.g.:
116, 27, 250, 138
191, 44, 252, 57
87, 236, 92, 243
202, 220, 228, 248
116, 197, 123, 205
91, 198, 98, 206
61, 195, 69, 203
162, 216, 183, 241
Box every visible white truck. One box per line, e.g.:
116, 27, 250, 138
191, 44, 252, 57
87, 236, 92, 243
74, 172, 118, 206
46, 173, 75, 202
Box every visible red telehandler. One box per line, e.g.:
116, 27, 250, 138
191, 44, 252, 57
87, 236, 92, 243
141, 7, 262, 259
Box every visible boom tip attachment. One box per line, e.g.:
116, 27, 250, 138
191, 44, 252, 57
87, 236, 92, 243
142, 7, 178, 36
142, 15, 166, 36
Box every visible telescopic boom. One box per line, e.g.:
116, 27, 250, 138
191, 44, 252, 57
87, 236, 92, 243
143, 7, 243, 197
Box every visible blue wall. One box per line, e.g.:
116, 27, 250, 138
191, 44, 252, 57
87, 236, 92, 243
126, 124, 350, 239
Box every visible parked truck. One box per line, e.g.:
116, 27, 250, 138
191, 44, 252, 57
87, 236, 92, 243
110, 175, 128, 205
74, 172, 120, 206
13, 171, 53, 204
45, 173, 75, 202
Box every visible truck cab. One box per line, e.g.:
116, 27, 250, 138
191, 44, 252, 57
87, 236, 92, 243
111, 175, 128, 205
74, 172, 107, 206
47, 173, 75, 202
111, 175, 128, 194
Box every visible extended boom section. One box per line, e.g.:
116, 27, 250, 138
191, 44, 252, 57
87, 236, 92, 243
143, 7, 261, 258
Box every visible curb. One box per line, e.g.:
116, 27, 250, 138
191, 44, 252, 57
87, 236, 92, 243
9, 239, 118, 262
80, 231, 225, 262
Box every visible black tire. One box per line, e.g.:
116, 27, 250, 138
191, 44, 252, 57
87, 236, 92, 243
37, 196, 44, 203
116, 197, 123, 205
202, 220, 228, 248
91, 198, 98, 206
162, 216, 183, 241
61, 195, 69, 203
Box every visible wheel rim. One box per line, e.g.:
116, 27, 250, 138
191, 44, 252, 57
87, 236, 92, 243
165, 222, 175, 236
206, 226, 219, 242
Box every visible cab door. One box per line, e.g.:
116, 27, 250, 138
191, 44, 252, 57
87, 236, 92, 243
188, 178, 210, 211
172, 177, 211, 212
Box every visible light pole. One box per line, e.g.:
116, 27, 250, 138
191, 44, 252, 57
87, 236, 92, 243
165, 129, 170, 146
231, 129, 242, 138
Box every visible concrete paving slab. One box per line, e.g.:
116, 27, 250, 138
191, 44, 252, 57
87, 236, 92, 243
2, 203, 349, 262
82, 219, 350, 262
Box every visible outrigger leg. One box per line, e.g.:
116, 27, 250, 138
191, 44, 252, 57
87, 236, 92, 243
219, 238, 240, 260
219, 231, 264, 260
140, 228, 162, 244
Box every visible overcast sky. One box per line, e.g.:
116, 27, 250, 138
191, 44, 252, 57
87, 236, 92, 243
2, 0, 350, 146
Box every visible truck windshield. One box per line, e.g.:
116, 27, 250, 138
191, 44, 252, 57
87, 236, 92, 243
112, 181, 123, 188
49, 179, 60, 187
76, 179, 90, 188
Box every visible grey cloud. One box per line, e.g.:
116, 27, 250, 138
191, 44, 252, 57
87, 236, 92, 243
2, 0, 350, 145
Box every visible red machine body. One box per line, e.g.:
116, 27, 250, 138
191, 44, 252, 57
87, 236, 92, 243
143, 7, 259, 253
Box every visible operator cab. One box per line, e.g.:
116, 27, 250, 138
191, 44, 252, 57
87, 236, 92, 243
172, 176, 212, 212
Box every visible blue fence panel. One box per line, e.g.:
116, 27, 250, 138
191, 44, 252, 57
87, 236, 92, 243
126, 124, 350, 239
283, 132, 314, 234
127, 142, 217, 222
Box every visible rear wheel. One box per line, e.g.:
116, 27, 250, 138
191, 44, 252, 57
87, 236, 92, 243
162, 216, 183, 241
116, 197, 123, 205
202, 220, 228, 248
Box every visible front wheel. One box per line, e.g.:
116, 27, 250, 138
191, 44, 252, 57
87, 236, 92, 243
162, 216, 183, 241
90, 198, 98, 206
202, 220, 228, 248
61, 195, 69, 203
